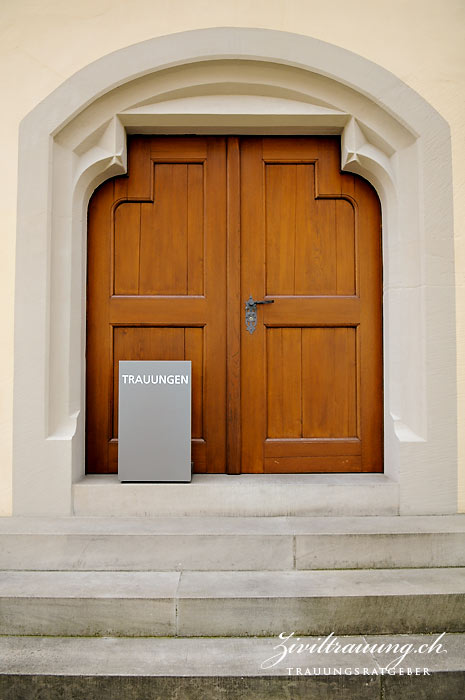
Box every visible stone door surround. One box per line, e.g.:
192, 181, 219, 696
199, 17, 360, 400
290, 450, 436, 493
13, 28, 456, 515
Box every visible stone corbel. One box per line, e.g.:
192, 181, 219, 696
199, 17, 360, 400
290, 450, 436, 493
341, 117, 395, 194
72, 116, 127, 198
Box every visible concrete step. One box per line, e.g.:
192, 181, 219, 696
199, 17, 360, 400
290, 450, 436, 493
1, 569, 464, 637
1, 634, 464, 699
73, 473, 399, 516
1, 515, 464, 571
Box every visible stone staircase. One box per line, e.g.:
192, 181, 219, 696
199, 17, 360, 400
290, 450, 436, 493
1, 514, 464, 698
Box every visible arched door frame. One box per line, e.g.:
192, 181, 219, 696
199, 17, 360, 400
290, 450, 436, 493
13, 28, 457, 514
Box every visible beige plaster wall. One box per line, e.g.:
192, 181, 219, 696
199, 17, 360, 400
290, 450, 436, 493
1, 0, 464, 515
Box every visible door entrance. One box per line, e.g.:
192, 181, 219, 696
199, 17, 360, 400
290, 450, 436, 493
86, 136, 382, 474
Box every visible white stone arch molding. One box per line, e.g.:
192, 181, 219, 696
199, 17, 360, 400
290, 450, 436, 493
14, 28, 456, 515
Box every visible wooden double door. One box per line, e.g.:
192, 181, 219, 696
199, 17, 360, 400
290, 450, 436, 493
86, 136, 383, 474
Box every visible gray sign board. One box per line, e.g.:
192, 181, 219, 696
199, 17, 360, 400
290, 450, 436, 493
118, 360, 192, 482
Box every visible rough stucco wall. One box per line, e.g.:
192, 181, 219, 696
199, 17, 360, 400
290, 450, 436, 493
0, 0, 464, 515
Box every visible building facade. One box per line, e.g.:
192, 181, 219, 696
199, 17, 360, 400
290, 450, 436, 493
1, 1, 464, 516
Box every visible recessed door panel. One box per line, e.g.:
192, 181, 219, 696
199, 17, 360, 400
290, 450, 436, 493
265, 164, 356, 296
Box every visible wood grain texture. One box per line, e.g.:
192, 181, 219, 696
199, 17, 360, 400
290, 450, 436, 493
226, 137, 242, 474
266, 326, 357, 440
336, 196, 356, 294
240, 138, 267, 472
86, 180, 114, 472
294, 164, 317, 296
265, 162, 355, 296
264, 456, 361, 473
266, 164, 296, 296
267, 328, 302, 438
355, 176, 383, 472
185, 327, 204, 439
114, 203, 141, 295
203, 137, 227, 472
265, 439, 361, 457
187, 164, 204, 296
301, 327, 357, 438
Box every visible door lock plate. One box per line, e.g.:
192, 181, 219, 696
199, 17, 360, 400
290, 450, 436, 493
245, 296, 274, 334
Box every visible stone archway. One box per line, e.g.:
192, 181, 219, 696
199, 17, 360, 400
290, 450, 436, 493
13, 28, 456, 515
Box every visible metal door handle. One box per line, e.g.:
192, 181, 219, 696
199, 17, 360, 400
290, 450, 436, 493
245, 296, 274, 334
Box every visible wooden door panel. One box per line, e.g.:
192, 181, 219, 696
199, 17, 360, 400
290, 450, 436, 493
140, 164, 203, 295
301, 327, 357, 438
266, 328, 302, 438
264, 325, 360, 472
86, 136, 226, 474
265, 164, 356, 296
114, 203, 141, 294
114, 164, 204, 296
240, 137, 382, 473
266, 326, 357, 439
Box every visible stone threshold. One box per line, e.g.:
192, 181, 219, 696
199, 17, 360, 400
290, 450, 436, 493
73, 473, 399, 517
